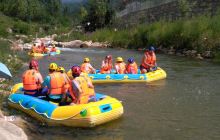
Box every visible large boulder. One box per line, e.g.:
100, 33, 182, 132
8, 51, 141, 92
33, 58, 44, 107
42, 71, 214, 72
61, 40, 84, 48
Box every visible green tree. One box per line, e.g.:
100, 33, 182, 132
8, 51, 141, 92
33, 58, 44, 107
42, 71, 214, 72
82, 0, 115, 31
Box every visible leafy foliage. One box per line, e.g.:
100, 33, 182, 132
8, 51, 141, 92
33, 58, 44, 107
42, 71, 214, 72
81, 0, 115, 32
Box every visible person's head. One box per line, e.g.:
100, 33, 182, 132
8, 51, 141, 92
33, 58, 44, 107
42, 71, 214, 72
127, 57, 134, 64
29, 59, 38, 70
116, 57, 123, 63
33, 44, 36, 46
148, 46, 155, 52
71, 65, 81, 78
84, 57, 90, 63
49, 63, 58, 73
57, 66, 65, 73
105, 55, 112, 60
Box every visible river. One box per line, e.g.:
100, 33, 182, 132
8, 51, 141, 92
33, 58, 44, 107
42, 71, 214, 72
8, 48, 220, 140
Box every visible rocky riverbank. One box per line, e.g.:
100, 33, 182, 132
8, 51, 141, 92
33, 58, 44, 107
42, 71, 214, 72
5, 33, 215, 61
156, 46, 214, 60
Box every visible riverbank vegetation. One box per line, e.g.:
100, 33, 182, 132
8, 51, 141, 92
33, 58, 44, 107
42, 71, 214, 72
0, 0, 220, 60
0, 40, 24, 75
56, 13, 220, 59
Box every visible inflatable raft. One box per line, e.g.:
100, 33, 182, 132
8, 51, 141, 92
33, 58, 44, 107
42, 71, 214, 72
8, 84, 123, 127
28, 49, 61, 57
68, 67, 166, 84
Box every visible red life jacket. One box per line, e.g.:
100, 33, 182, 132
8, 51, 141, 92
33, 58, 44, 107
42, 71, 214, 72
49, 72, 65, 95
126, 62, 138, 74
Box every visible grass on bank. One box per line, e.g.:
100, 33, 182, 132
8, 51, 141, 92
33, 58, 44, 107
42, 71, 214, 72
55, 14, 220, 57
0, 40, 25, 76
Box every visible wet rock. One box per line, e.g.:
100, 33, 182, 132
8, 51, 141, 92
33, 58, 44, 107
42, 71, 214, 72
6, 28, 13, 34
84, 40, 93, 47
80, 43, 89, 48
196, 53, 204, 60
90, 42, 109, 48
51, 34, 57, 39
0, 110, 28, 140
61, 40, 84, 48
168, 50, 175, 55
191, 50, 197, 57
202, 51, 214, 58
15, 35, 28, 40
23, 43, 32, 50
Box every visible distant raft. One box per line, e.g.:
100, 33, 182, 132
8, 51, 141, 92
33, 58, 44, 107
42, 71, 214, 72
8, 84, 123, 127
28, 49, 61, 57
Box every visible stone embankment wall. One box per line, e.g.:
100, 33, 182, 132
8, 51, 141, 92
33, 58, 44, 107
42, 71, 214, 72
118, 0, 220, 27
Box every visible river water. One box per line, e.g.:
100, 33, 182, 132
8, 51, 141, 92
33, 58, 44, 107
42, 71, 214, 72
8, 48, 220, 140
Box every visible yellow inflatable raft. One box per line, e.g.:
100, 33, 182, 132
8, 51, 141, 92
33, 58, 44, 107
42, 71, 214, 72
8, 83, 123, 127
28, 49, 61, 57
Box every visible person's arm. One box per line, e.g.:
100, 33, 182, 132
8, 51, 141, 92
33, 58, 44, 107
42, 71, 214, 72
72, 80, 82, 98
89, 64, 96, 73
36, 72, 43, 84
115, 64, 119, 73
42, 76, 50, 88
101, 61, 105, 68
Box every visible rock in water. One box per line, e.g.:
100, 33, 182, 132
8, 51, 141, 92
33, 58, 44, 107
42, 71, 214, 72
0, 118, 28, 140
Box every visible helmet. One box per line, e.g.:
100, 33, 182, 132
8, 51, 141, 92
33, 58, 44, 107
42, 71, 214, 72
116, 57, 123, 62
106, 55, 112, 60
84, 57, 90, 62
29, 59, 38, 69
57, 66, 65, 72
149, 46, 155, 51
49, 63, 58, 70
128, 57, 134, 63
71, 65, 81, 77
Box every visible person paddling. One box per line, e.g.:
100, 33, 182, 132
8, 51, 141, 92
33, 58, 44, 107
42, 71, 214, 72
140, 46, 157, 73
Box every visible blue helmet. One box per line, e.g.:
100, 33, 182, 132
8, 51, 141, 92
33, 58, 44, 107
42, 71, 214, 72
128, 57, 134, 63
149, 46, 155, 51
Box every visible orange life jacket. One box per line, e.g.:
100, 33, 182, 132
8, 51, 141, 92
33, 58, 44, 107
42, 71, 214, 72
22, 69, 40, 94
126, 62, 138, 74
49, 72, 65, 95
100, 61, 112, 74
81, 63, 93, 74
115, 62, 126, 74
141, 51, 156, 68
